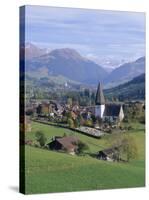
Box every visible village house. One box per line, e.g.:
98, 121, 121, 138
33, 83, 125, 130
47, 136, 79, 155
36, 102, 50, 115
36, 100, 64, 117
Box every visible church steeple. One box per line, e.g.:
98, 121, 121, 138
95, 82, 105, 105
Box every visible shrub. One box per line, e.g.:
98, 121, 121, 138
67, 118, 75, 128
121, 135, 138, 162
35, 131, 47, 147
77, 141, 89, 155
107, 134, 138, 162
63, 132, 67, 137
74, 118, 80, 128
127, 126, 133, 130
139, 115, 145, 124
84, 119, 93, 127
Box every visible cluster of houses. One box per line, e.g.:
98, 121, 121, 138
24, 82, 127, 161
24, 81, 145, 162
25, 82, 125, 127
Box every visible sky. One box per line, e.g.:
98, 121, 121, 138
24, 5, 145, 68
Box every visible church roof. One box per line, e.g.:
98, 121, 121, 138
103, 104, 122, 117
95, 82, 105, 105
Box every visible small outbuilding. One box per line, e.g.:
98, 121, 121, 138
97, 147, 119, 161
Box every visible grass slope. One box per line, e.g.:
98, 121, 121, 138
24, 122, 145, 194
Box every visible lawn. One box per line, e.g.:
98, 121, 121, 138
24, 121, 145, 194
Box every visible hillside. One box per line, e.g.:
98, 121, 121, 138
24, 121, 145, 194
104, 73, 145, 101
26, 48, 108, 85
104, 57, 145, 88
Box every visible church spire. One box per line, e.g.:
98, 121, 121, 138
95, 82, 105, 105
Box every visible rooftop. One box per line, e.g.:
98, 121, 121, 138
104, 104, 122, 117
56, 136, 79, 150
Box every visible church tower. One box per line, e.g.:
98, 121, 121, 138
95, 82, 105, 118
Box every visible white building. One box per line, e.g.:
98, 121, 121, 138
95, 82, 124, 123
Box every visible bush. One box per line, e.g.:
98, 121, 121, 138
105, 134, 138, 162
35, 131, 47, 147
121, 135, 138, 162
123, 118, 129, 123
84, 119, 93, 127
127, 126, 133, 130
67, 118, 75, 128
139, 115, 145, 124
63, 132, 67, 137
76, 141, 89, 155
74, 118, 80, 128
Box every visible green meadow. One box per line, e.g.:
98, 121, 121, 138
24, 122, 145, 194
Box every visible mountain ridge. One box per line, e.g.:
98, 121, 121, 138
26, 47, 108, 85
104, 73, 145, 101
104, 56, 145, 88
24, 43, 145, 88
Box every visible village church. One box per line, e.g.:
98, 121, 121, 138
92, 82, 124, 124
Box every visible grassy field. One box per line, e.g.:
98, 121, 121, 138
24, 121, 145, 194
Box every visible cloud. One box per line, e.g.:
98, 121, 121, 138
24, 5, 145, 63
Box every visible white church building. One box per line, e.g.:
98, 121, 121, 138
88, 82, 124, 124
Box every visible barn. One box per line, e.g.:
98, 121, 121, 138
47, 136, 79, 155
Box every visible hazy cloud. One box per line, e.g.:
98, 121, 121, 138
24, 5, 145, 66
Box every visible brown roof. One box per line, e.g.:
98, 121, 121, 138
56, 136, 79, 150
95, 82, 105, 105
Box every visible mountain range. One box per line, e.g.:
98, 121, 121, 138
104, 56, 145, 88
24, 43, 145, 88
21, 43, 49, 60
104, 73, 145, 100
26, 47, 108, 85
